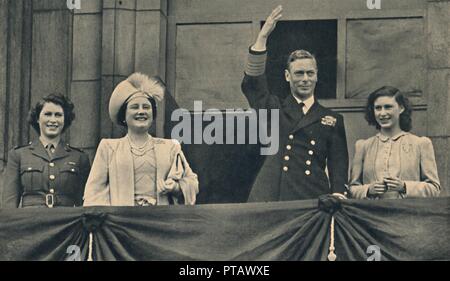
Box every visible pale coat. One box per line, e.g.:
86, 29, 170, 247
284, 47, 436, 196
349, 133, 441, 199
83, 136, 199, 206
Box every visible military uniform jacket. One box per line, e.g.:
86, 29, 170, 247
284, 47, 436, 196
1, 141, 91, 208
242, 49, 349, 202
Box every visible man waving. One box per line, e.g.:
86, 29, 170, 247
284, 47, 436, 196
242, 6, 348, 202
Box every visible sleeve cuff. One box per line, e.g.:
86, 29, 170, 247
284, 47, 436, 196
179, 178, 197, 205
245, 46, 267, 76
403, 181, 418, 198
349, 184, 370, 199
249, 46, 267, 55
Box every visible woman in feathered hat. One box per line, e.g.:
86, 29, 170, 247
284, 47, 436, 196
83, 73, 199, 206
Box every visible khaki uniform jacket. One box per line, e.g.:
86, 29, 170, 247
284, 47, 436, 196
1, 141, 90, 208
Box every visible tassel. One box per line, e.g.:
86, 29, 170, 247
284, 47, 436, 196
327, 216, 337, 261
87, 232, 94, 261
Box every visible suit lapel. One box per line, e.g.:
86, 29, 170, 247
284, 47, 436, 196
282, 94, 304, 123
30, 141, 50, 162
51, 141, 70, 162
154, 138, 180, 205
154, 139, 165, 181
291, 102, 324, 133
114, 137, 135, 206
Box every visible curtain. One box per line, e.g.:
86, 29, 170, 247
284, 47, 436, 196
1, 197, 449, 261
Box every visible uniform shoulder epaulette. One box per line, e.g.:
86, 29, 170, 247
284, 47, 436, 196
67, 144, 84, 153
14, 142, 32, 150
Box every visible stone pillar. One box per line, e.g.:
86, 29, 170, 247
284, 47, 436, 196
100, 0, 167, 139
0, 0, 8, 177
427, 0, 450, 196
71, 0, 102, 161
0, 0, 32, 186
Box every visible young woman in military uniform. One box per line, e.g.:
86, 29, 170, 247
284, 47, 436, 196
1, 94, 91, 208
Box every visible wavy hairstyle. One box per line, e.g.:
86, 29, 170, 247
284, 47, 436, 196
286, 49, 318, 71
28, 93, 75, 134
365, 86, 412, 132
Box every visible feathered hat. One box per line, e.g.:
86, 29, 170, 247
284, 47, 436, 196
109, 72, 165, 126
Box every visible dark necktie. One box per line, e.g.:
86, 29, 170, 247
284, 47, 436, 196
299, 102, 305, 119
46, 144, 55, 156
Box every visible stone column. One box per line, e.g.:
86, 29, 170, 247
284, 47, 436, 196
427, 0, 450, 196
71, 0, 102, 161
100, 0, 167, 139
0, 0, 32, 185
0, 0, 8, 177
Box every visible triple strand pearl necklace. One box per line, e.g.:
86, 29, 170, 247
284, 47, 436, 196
128, 135, 153, 156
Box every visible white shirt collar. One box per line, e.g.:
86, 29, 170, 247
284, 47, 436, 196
292, 95, 315, 114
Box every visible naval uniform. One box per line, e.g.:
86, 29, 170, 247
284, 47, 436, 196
1, 140, 91, 208
242, 48, 349, 202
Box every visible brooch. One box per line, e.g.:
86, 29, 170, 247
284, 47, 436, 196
321, 116, 337, 127
402, 143, 413, 154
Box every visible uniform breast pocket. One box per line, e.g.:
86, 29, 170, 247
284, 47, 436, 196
60, 164, 80, 177
20, 164, 45, 191
59, 163, 80, 191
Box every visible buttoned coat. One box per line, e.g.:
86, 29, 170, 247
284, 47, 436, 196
1, 141, 90, 208
349, 133, 441, 199
83, 136, 199, 206
241, 53, 349, 202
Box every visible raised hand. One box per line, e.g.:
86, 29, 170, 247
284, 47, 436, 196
260, 5, 283, 39
252, 5, 283, 51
